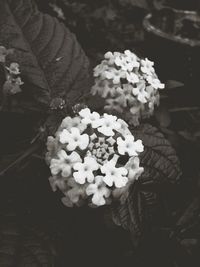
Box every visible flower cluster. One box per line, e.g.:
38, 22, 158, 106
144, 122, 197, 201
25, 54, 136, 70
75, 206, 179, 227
46, 108, 144, 207
0, 45, 23, 96
91, 50, 164, 125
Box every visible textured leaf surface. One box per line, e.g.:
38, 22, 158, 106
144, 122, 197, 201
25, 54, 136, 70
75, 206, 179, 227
133, 124, 181, 186
0, 214, 55, 267
112, 185, 159, 246
112, 124, 181, 245
0, 0, 91, 106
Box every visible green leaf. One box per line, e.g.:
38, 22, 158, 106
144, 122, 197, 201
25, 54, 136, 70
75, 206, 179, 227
0, 213, 56, 267
0, 0, 91, 107
112, 124, 181, 246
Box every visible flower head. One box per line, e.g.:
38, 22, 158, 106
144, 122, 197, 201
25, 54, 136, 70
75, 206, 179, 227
91, 50, 164, 125
46, 108, 144, 207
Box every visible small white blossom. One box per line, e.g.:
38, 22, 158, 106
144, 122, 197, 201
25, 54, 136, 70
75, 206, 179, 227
101, 156, 128, 188
73, 156, 99, 184
141, 58, 155, 75
104, 68, 126, 84
50, 150, 81, 177
91, 80, 116, 98
104, 51, 120, 65
59, 116, 86, 133
49, 175, 68, 192
116, 119, 131, 136
97, 114, 121, 136
7, 62, 20, 75
93, 61, 108, 77
124, 50, 140, 67
126, 157, 144, 181
59, 128, 89, 151
79, 108, 101, 127
117, 135, 144, 156
132, 81, 149, 103
62, 178, 87, 206
86, 176, 111, 206
147, 76, 165, 89
126, 72, 139, 84
115, 55, 135, 72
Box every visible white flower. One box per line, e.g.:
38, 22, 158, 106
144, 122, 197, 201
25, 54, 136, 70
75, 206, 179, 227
132, 81, 149, 103
124, 50, 140, 67
59, 128, 89, 151
73, 156, 99, 184
115, 50, 140, 71
96, 114, 121, 136
147, 76, 165, 89
62, 178, 87, 206
86, 176, 111, 206
79, 108, 101, 127
93, 61, 108, 77
7, 62, 20, 75
112, 157, 144, 202
116, 119, 131, 136
141, 58, 155, 75
59, 116, 86, 133
91, 80, 116, 98
104, 51, 120, 65
50, 150, 81, 177
126, 72, 139, 84
117, 135, 144, 156
126, 156, 144, 181
49, 175, 68, 192
101, 157, 128, 188
104, 68, 126, 84
115, 55, 135, 72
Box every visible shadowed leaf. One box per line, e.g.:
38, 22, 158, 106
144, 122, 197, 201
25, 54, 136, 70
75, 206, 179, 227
112, 124, 181, 246
0, 0, 91, 107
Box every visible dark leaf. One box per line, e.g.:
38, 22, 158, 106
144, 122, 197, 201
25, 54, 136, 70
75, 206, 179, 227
133, 124, 181, 187
0, 0, 91, 107
112, 184, 159, 246
112, 124, 181, 245
176, 197, 200, 228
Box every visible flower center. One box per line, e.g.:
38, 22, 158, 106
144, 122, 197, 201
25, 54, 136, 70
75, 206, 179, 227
74, 136, 79, 142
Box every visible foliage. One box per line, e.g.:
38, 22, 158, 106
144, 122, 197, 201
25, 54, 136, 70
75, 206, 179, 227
0, 0, 91, 111
36, 0, 149, 64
